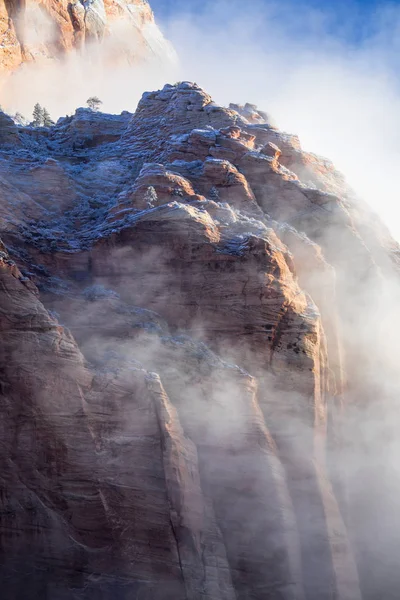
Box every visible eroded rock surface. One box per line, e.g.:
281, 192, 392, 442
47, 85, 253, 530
0, 81, 399, 599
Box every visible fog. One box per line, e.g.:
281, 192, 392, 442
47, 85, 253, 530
0, 3, 178, 121
1, 1, 400, 598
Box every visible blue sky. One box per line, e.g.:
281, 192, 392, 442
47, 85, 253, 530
151, 0, 400, 47
151, 0, 389, 19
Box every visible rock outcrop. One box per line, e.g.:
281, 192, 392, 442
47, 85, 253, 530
0, 81, 399, 600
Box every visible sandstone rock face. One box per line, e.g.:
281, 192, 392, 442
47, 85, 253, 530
0, 0, 175, 72
0, 82, 399, 599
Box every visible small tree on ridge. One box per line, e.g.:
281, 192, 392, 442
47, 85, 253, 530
87, 96, 102, 112
31, 104, 54, 127
13, 112, 28, 126
42, 108, 54, 127
32, 103, 44, 127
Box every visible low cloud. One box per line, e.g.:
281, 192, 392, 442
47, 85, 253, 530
0, 8, 178, 121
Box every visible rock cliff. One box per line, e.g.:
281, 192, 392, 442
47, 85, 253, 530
0, 81, 399, 600
0, 0, 174, 70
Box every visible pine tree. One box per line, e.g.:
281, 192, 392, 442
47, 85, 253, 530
32, 103, 44, 127
87, 96, 103, 111
42, 107, 54, 127
13, 112, 27, 126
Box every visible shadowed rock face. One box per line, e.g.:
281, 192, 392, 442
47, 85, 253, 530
0, 81, 399, 599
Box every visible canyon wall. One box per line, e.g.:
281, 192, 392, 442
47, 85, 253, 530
0, 0, 173, 69
0, 83, 399, 599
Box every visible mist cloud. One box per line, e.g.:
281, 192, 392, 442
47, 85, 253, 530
0, 8, 178, 121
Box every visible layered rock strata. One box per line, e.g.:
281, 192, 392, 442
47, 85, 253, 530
0, 82, 399, 599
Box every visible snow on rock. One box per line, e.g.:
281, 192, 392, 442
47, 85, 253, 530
0, 80, 399, 600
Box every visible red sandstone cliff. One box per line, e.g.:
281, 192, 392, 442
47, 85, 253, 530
0, 82, 399, 599
0, 0, 174, 70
